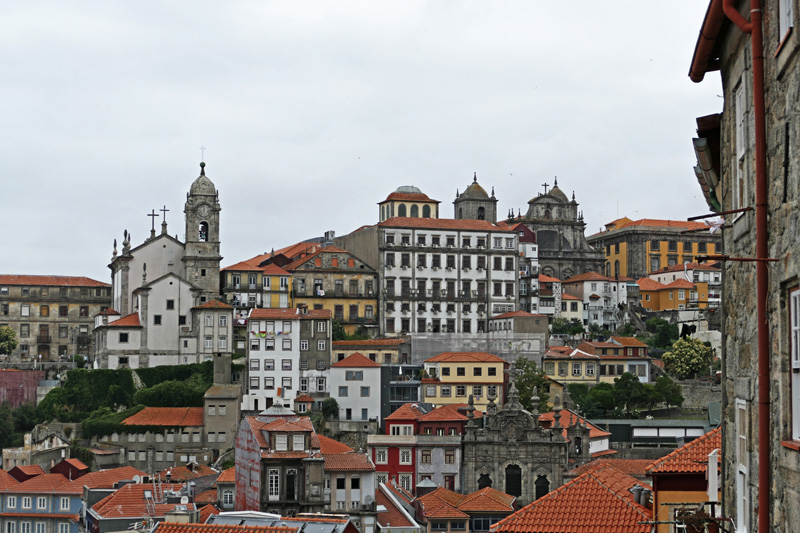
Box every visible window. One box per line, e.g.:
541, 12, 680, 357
318, 340, 326, 350
264, 359, 275, 370
264, 377, 274, 389
250, 377, 260, 389
445, 449, 455, 464
282, 377, 292, 390
586, 363, 595, 376
339, 386, 348, 397
23, 497, 32, 509
7, 496, 16, 509
282, 359, 292, 370
119, 332, 129, 343
219, 336, 227, 349
222, 489, 234, 506
39, 305, 49, 317
300, 340, 308, 351
269, 469, 280, 499
375, 448, 388, 464
779, 0, 794, 39
400, 449, 412, 464
205, 336, 213, 349
421, 449, 431, 464
456, 366, 466, 376
736, 399, 749, 531
456, 385, 466, 397
361, 386, 370, 397
441, 367, 450, 376
36, 497, 46, 510
572, 363, 581, 376
317, 321, 326, 332
346, 370, 364, 380
441, 386, 451, 397
488, 367, 496, 376
265, 338, 275, 351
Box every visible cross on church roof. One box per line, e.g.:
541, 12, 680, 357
160, 205, 170, 223
199, 145, 206, 162
147, 209, 158, 232
542, 182, 549, 194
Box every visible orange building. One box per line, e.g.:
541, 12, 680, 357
637, 278, 710, 311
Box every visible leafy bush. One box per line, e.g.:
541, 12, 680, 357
662, 338, 713, 379
135, 361, 213, 388
134, 377, 208, 407
80, 405, 150, 440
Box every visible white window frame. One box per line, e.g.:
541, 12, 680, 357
736, 398, 749, 532
60, 496, 70, 511
399, 448, 412, 465
300, 340, 309, 351
275, 434, 288, 451
318, 340, 326, 350
375, 448, 388, 464
293, 434, 305, 451
779, 0, 794, 39
22, 497, 32, 509
791, 288, 800, 440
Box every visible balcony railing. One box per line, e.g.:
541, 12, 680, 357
37, 335, 51, 344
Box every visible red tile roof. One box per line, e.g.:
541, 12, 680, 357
156, 523, 295, 533
490, 310, 547, 320
424, 501, 470, 519
195, 300, 233, 309
62, 466, 147, 490
331, 352, 381, 368
538, 275, 561, 283
220, 261, 264, 272
379, 217, 513, 232
93, 483, 196, 518
490, 465, 652, 533
283, 246, 364, 272
195, 489, 218, 504
646, 426, 721, 474
332, 338, 406, 347
15, 473, 73, 494
0, 275, 109, 287
323, 452, 375, 472
538, 410, 611, 439
611, 337, 649, 347
384, 481, 414, 505
294, 394, 314, 403
11, 465, 47, 478
107, 313, 142, 327
653, 261, 720, 274
261, 264, 291, 275
376, 486, 416, 528
417, 487, 465, 508
0, 470, 20, 490
318, 434, 354, 455
384, 403, 426, 422
560, 293, 581, 300
216, 468, 235, 484
563, 271, 618, 283
419, 404, 483, 423
249, 308, 331, 320
616, 218, 710, 231
197, 504, 221, 523
61, 458, 89, 470
568, 459, 654, 478
122, 407, 204, 427
382, 191, 439, 202
458, 487, 516, 513
425, 352, 507, 364
664, 279, 695, 289
155, 465, 218, 482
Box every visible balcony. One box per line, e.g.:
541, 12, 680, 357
76, 335, 91, 346
37, 335, 51, 344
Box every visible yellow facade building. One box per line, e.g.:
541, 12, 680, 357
286, 246, 379, 336
422, 352, 507, 411
542, 346, 600, 386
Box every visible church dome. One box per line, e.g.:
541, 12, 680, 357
459, 174, 490, 200
549, 184, 569, 203
394, 185, 423, 194
190, 162, 217, 195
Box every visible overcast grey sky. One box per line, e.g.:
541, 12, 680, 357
1, 1, 721, 283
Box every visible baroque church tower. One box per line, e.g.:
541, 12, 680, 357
453, 173, 498, 223
183, 162, 223, 302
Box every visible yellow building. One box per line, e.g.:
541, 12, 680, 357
378, 186, 441, 222
221, 262, 292, 310
559, 293, 584, 322
542, 346, 600, 386
286, 246, 379, 336
586, 217, 720, 280
646, 427, 721, 533
422, 352, 507, 411
577, 338, 652, 383
637, 278, 709, 311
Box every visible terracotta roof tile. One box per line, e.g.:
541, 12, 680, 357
318, 434, 354, 455
216, 468, 235, 484
220, 261, 265, 272
196, 300, 233, 309
617, 218, 710, 231
155, 465, 218, 482
249, 308, 331, 320
197, 504, 221, 523
664, 279, 695, 289
379, 217, 513, 232
417, 487, 465, 508
376, 486, 416, 528
538, 275, 561, 283
636, 277, 665, 291
610, 337, 649, 347
156, 523, 294, 533
568, 459, 653, 478
563, 271, 620, 284
61, 466, 147, 491
646, 426, 721, 474
560, 293, 581, 300
195, 489, 218, 504
323, 452, 374, 472
424, 502, 470, 519
122, 407, 204, 427
0, 470, 20, 491
61, 458, 89, 470
294, 395, 314, 403
384, 482, 414, 505
538, 410, 611, 439
382, 191, 439, 202
490, 465, 652, 533
331, 352, 381, 368
458, 487, 515, 513
14, 474, 73, 494
419, 404, 482, 422
384, 403, 426, 422
0, 275, 109, 288
92, 483, 197, 519
425, 352, 507, 364
12, 465, 47, 478
107, 313, 142, 327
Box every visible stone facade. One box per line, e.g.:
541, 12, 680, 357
453, 174, 498, 224
689, 2, 800, 531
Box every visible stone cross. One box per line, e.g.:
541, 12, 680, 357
147, 209, 158, 232
199, 145, 206, 161
542, 182, 550, 194
160, 205, 170, 223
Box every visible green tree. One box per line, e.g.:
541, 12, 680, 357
654, 375, 685, 409
0, 326, 18, 356
551, 318, 585, 335
645, 317, 679, 349
641, 384, 665, 411
514, 358, 549, 412
662, 338, 713, 379
587, 383, 617, 416
0, 403, 17, 448
321, 398, 339, 420
613, 372, 646, 416
587, 323, 605, 339
12, 403, 38, 433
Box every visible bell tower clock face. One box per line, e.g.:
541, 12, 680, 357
197, 203, 211, 218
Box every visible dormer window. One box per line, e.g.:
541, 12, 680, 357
293, 434, 305, 451
275, 434, 288, 451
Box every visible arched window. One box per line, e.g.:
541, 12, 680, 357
477, 474, 492, 489
410, 205, 419, 218
478, 206, 485, 220
199, 222, 209, 242
458, 208, 463, 219
398, 204, 407, 217
614, 260, 620, 278
544, 209, 551, 220
505, 464, 522, 497
574, 436, 583, 455
535, 476, 550, 500
423, 205, 431, 218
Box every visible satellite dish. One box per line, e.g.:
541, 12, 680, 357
133, 475, 141, 483
180, 496, 189, 504
364, 495, 374, 505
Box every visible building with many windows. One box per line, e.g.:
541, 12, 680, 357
586, 217, 721, 281
0, 275, 110, 362
245, 307, 331, 412
421, 352, 507, 411
330, 353, 382, 423
561, 272, 629, 329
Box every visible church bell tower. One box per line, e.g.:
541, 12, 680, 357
183, 162, 222, 302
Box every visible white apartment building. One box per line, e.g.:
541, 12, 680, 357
329, 353, 382, 423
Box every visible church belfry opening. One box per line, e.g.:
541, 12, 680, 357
199, 222, 209, 242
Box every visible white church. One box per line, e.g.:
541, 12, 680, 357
93, 162, 234, 369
